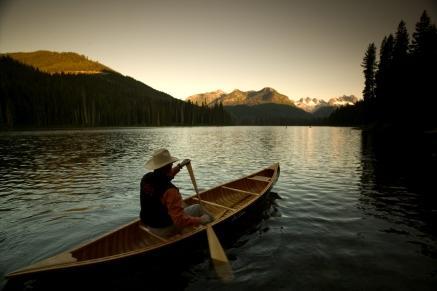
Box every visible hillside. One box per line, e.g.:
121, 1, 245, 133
226, 103, 313, 125
4, 51, 114, 74
0, 53, 231, 128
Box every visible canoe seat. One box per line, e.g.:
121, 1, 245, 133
192, 197, 236, 211
248, 175, 271, 182
221, 186, 259, 196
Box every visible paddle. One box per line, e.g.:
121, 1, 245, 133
185, 162, 234, 282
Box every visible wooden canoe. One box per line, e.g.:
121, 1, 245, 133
6, 163, 280, 279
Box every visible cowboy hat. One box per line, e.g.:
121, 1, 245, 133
145, 148, 179, 170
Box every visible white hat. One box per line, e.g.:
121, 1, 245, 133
145, 148, 179, 170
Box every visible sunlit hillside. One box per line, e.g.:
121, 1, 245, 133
4, 50, 114, 74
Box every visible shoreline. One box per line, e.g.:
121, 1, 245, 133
0, 124, 342, 132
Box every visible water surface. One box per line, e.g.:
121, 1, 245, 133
0, 127, 436, 290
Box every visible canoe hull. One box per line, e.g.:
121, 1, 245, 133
5, 163, 280, 282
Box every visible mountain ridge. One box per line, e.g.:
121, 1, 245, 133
187, 87, 294, 107
187, 89, 358, 116
295, 95, 359, 113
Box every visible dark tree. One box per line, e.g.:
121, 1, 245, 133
330, 11, 437, 129
375, 34, 394, 121
410, 11, 437, 128
390, 21, 411, 121
393, 21, 410, 62
362, 43, 377, 102
411, 11, 436, 59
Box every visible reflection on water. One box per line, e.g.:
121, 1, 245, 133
0, 127, 436, 290
359, 130, 437, 257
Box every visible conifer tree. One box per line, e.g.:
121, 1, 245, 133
410, 11, 437, 128
393, 21, 410, 63
375, 34, 395, 121
331, 12, 437, 128
411, 11, 436, 59
391, 21, 410, 121
362, 43, 377, 102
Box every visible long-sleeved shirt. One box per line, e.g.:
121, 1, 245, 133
160, 187, 201, 228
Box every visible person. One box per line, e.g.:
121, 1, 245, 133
140, 148, 212, 237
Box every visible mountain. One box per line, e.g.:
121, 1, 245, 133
186, 89, 359, 122
0, 52, 231, 128
187, 87, 294, 106
312, 95, 358, 117
187, 89, 358, 112
327, 95, 358, 107
294, 95, 358, 115
186, 90, 226, 105
294, 97, 328, 113
186, 88, 313, 124
4, 50, 114, 74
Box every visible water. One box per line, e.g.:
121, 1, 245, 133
0, 126, 436, 290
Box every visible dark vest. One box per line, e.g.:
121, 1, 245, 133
140, 172, 176, 228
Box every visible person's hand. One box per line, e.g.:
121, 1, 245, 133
199, 214, 212, 225
178, 159, 191, 169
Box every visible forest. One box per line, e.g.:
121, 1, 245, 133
0, 56, 232, 129
330, 11, 437, 131
3, 10, 436, 131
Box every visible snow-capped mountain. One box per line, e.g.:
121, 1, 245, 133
294, 95, 358, 113
327, 95, 359, 107
294, 97, 328, 113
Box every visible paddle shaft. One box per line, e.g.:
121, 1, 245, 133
186, 162, 202, 206
185, 162, 231, 266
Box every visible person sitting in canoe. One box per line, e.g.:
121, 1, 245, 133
140, 148, 212, 237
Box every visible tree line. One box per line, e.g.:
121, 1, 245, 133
0, 57, 232, 129
330, 11, 437, 130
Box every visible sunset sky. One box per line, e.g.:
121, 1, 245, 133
1, 0, 436, 100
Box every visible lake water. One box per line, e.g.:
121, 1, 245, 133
0, 126, 436, 290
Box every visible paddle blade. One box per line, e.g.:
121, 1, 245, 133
186, 163, 233, 281
212, 259, 234, 282
206, 226, 228, 262
206, 225, 234, 282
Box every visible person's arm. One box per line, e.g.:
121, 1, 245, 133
161, 188, 201, 228
170, 165, 181, 177
170, 159, 190, 177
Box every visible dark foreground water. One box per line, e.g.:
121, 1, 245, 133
0, 127, 436, 290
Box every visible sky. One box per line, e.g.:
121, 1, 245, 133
0, 0, 436, 101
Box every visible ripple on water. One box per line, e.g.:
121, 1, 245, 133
0, 127, 436, 290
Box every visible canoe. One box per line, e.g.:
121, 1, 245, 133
6, 163, 280, 279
